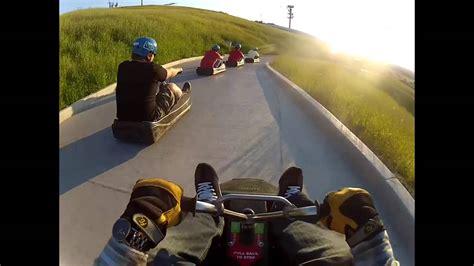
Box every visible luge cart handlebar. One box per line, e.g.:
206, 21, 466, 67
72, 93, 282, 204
182, 194, 319, 223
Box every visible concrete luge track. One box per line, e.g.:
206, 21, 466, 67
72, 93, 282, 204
60, 57, 413, 265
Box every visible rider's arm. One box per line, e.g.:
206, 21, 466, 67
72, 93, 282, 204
153, 64, 168, 82
153, 64, 182, 82
164, 67, 183, 80
94, 237, 149, 266
351, 231, 399, 266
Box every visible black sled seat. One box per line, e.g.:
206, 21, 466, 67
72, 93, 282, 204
244, 57, 260, 63
196, 64, 226, 76
225, 59, 245, 67
112, 92, 192, 145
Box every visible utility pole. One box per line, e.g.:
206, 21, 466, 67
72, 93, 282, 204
287, 5, 294, 29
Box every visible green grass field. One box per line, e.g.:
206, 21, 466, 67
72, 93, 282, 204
60, 5, 414, 194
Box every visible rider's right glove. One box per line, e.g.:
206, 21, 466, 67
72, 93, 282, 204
319, 187, 385, 248
112, 178, 183, 252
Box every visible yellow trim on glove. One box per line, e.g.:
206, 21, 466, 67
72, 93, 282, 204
326, 187, 368, 234
134, 178, 183, 227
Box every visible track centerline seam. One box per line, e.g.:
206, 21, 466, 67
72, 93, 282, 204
87, 180, 130, 194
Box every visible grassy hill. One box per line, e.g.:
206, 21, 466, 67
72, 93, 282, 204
60, 5, 325, 109
60, 5, 414, 195
272, 55, 414, 193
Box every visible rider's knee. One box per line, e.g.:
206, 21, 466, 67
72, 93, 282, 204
166, 83, 183, 99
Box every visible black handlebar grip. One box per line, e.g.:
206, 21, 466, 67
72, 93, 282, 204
181, 196, 197, 216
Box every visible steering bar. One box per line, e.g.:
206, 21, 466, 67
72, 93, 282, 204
182, 194, 319, 223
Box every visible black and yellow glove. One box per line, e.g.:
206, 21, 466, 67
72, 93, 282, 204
319, 187, 385, 248
112, 178, 183, 252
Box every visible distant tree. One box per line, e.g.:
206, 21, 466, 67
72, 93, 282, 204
115, 2, 118, 7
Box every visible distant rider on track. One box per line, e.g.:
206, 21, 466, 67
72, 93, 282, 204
247, 47, 260, 59
200, 44, 224, 69
228, 42, 245, 63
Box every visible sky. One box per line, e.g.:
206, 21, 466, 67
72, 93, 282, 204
60, 0, 414, 71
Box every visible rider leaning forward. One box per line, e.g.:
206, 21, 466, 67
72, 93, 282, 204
115, 37, 191, 122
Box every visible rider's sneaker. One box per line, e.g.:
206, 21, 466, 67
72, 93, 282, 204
278, 166, 303, 198
273, 166, 314, 212
182, 82, 191, 93
195, 163, 222, 203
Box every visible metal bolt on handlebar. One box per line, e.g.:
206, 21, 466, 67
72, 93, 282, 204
242, 208, 256, 215
215, 194, 297, 208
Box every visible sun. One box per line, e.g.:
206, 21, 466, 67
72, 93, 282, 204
294, 0, 413, 70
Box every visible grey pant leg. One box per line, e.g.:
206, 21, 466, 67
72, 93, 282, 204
155, 84, 177, 119
147, 212, 224, 265
271, 193, 353, 265
274, 221, 353, 266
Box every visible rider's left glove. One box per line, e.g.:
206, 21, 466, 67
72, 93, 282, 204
113, 178, 183, 252
122, 178, 183, 227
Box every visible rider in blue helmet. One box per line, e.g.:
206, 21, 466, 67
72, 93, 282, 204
132, 36, 158, 57
115, 37, 191, 122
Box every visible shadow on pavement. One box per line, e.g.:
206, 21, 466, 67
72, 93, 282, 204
69, 94, 116, 118
172, 68, 210, 83
60, 127, 147, 195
